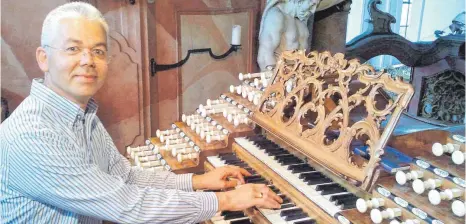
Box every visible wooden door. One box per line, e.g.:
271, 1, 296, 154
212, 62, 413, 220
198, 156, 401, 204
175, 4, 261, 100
149, 0, 262, 130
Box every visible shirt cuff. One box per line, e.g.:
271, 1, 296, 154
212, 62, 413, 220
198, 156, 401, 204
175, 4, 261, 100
194, 192, 219, 223
175, 173, 194, 192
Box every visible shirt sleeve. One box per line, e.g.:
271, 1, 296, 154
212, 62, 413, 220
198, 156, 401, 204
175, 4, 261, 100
7, 128, 218, 224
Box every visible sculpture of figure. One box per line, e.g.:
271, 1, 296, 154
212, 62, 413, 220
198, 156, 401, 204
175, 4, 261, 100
435, 11, 465, 37
258, 0, 319, 71
257, 0, 344, 71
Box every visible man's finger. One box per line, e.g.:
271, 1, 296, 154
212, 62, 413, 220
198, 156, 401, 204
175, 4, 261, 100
225, 169, 245, 184
223, 180, 239, 189
239, 167, 252, 176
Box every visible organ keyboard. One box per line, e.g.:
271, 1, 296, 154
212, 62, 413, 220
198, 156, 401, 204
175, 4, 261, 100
128, 50, 465, 223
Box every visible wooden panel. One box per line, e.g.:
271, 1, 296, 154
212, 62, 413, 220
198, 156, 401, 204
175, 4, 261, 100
152, 0, 262, 130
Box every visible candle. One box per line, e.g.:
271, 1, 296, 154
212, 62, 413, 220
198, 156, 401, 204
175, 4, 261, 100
231, 25, 241, 45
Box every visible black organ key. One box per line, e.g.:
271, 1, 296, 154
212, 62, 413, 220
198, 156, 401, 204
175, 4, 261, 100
294, 219, 317, 224
222, 211, 246, 220
315, 183, 347, 195
229, 219, 252, 224
280, 208, 303, 217
288, 164, 315, 173
280, 203, 296, 209
329, 193, 354, 202
284, 212, 308, 221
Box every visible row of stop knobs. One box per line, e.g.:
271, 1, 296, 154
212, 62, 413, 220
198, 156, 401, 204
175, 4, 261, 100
395, 169, 465, 217
155, 128, 201, 163
431, 140, 465, 165
356, 197, 419, 224
126, 142, 167, 171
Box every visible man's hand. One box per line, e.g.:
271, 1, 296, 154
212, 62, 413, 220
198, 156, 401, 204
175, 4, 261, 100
215, 184, 283, 211
192, 166, 251, 190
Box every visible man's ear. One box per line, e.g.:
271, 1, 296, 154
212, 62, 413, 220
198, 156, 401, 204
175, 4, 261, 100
36, 46, 49, 73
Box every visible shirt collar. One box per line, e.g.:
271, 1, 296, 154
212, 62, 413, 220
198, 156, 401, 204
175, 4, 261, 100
30, 78, 99, 125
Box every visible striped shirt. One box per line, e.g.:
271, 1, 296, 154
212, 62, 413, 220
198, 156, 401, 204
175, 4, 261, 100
0, 78, 218, 223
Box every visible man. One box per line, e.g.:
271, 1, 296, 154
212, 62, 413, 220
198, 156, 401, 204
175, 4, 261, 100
0, 2, 281, 223
257, 0, 343, 71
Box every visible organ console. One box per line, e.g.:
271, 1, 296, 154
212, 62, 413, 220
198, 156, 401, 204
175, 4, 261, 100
128, 50, 465, 224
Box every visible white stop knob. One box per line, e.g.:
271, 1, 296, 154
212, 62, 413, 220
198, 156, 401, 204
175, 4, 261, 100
371, 208, 401, 224
396, 170, 423, 185
452, 150, 466, 165
452, 200, 466, 217
356, 198, 384, 213
412, 178, 442, 194
432, 142, 446, 156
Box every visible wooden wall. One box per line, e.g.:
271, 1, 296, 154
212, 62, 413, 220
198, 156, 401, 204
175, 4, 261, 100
1, 0, 264, 154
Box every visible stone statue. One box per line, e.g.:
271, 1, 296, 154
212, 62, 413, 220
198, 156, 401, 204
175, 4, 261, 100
257, 0, 344, 71
435, 12, 465, 37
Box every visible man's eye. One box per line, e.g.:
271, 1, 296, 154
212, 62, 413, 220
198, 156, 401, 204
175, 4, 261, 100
92, 49, 106, 56
66, 47, 80, 52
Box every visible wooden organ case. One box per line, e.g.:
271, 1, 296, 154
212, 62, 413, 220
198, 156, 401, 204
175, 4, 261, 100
127, 51, 465, 224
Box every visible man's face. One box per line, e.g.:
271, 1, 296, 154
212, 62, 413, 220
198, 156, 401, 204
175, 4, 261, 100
39, 17, 108, 103
295, 0, 319, 21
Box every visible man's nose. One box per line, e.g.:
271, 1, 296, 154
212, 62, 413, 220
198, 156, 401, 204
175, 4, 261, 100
80, 49, 96, 67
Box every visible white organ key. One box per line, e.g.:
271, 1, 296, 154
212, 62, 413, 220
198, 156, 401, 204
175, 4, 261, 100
370, 208, 402, 224
206, 156, 226, 167
428, 188, 463, 205
356, 198, 385, 213
452, 200, 466, 217
451, 150, 466, 165
412, 178, 443, 194
177, 152, 199, 162
395, 170, 424, 185
432, 142, 460, 156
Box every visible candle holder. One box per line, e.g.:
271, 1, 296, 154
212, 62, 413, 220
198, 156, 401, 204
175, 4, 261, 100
150, 44, 241, 76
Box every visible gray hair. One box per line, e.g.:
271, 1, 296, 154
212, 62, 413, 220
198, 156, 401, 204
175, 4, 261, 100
41, 2, 109, 47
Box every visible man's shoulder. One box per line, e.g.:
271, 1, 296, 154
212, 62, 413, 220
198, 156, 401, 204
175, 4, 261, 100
0, 97, 67, 144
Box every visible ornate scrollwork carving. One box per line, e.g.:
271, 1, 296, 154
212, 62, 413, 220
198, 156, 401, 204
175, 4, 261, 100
254, 50, 414, 190
419, 70, 465, 124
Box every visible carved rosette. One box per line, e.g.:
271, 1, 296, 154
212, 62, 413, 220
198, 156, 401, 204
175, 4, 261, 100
255, 50, 414, 190
419, 70, 465, 124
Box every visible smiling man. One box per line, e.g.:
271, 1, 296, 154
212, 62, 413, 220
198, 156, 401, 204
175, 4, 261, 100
0, 2, 281, 224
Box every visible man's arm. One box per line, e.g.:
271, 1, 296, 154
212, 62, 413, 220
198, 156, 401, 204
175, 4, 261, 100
7, 129, 216, 223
